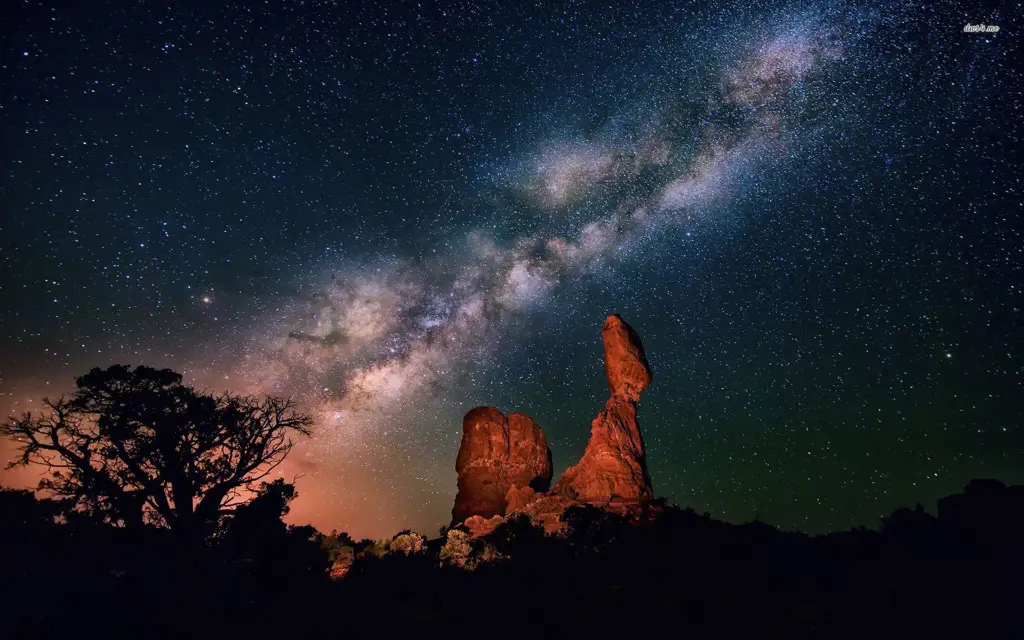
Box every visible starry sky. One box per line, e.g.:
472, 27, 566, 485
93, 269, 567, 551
1, 0, 1020, 539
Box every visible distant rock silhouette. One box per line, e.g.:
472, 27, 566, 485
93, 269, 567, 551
554, 314, 654, 507
451, 314, 655, 534
451, 407, 552, 525
936, 478, 1024, 539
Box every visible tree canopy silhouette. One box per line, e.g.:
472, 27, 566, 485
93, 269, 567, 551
3, 365, 311, 542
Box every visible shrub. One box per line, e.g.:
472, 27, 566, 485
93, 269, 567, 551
389, 532, 426, 555
439, 529, 506, 569
363, 531, 427, 559
439, 529, 473, 568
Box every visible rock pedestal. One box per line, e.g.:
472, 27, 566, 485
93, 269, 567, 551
554, 314, 654, 506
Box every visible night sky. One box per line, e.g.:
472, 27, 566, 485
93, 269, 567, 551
1, 0, 1020, 539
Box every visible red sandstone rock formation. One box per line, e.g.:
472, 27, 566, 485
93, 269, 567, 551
451, 314, 654, 534
504, 486, 538, 514
601, 314, 653, 401
554, 314, 653, 506
507, 492, 577, 534
462, 514, 505, 538
451, 407, 552, 525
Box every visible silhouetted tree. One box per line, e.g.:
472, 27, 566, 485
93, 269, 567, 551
562, 503, 628, 550
321, 529, 355, 568
218, 478, 329, 580
2, 365, 311, 544
221, 478, 297, 540
486, 513, 545, 556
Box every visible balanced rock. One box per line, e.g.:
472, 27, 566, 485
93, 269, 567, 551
554, 314, 654, 506
452, 407, 552, 525
602, 314, 653, 400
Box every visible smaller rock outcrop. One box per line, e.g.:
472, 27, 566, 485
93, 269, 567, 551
462, 514, 505, 538
451, 407, 552, 525
506, 493, 578, 534
505, 486, 538, 514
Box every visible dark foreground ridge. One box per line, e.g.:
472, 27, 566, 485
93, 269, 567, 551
2, 478, 1022, 637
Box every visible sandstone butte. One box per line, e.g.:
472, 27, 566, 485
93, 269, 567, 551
451, 314, 655, 536
451, 407, 553, 525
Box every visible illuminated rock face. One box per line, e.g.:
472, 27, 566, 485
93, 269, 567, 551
451, 407, 552, 525
554, 314, 654, 506
451, 314, 653, 533
600, 314, 653, 402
